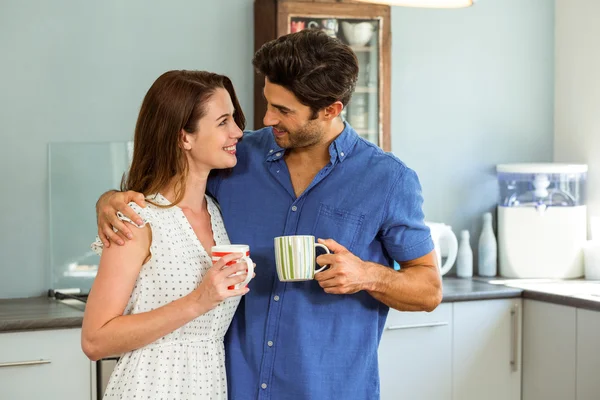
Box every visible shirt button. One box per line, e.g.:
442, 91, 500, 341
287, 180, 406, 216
341, 152, 345, 157
267, 341, 274, 347
276, 152, 281, 157
291, 206, 297, 212
261, 383, 267, 389
273, 295, 280, 301
269, 149, 274, 153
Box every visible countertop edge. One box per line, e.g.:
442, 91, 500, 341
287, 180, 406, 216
443, 289, 524, 303
2, 279, 600, 333
522, 290, 600, 312
0, 317, 84, 333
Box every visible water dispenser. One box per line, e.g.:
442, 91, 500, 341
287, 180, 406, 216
497, 163, 588, 278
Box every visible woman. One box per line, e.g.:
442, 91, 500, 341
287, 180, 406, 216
82, 70, 250, 399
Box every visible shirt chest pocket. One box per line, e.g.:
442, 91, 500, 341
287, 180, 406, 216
311, 203, 365, 251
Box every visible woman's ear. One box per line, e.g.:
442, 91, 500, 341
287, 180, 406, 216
179, 129, 192, 151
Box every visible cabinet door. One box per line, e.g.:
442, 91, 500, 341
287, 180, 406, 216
378, 303, 452, 400
576, 308, 600, 400
254, 1, 392, 150
522, 300, 576, 400
453, 299, 522, 400
0, 328, 92, 400
276, 2, 391, 150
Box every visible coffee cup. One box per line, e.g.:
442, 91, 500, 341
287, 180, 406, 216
274, 235, 330, 281
211, 244, 254, 289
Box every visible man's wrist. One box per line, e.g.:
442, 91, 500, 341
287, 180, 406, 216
361, 261, 386, 292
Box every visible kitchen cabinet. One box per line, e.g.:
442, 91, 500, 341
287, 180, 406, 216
576, 308, 600, 400
0, 328, 92, 399
254, 0, 391, 150
522, 300, 577, 400
452, 299, 522, 400
378, 303, 452, 400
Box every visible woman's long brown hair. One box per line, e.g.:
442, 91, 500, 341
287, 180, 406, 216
122, 70, 246, 207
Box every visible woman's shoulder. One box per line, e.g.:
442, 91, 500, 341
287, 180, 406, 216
120, 201, 155, 227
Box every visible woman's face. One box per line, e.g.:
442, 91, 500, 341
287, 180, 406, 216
182, 87, 243, 173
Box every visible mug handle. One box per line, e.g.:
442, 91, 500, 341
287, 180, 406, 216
314, 243, 330, 273
236, 256, 254, 288
439, 230, 458, 276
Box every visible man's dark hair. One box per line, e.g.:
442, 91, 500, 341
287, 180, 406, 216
253, 29, 359, 119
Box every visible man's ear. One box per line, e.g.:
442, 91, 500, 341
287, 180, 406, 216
323, 101, 344, 120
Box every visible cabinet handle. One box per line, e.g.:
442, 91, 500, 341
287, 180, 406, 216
386, 322, 448, 330
0, 359, 52, 368
510, 304, 519, 372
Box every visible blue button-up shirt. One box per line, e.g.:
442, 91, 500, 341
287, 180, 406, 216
208, 124, 433, 400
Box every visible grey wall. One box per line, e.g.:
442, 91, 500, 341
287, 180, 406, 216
0, 0, 555, 297
0, 0, 254, 298
391, 0, 555, 273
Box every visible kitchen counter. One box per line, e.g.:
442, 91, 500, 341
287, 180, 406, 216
442, 277, 523, 302
0, 296, 84, 332
2, 277, 599, 332
522, 290, 600, 311
473, 277, 600, 312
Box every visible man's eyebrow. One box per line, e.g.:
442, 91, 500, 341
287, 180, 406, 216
263, 91, 293, 113
273, 104, 292, 113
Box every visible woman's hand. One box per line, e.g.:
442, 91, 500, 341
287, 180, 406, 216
189, 253, 251, 315
96, 190, 146, 247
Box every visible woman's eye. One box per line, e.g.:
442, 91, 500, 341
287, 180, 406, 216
219, 119, 227, 126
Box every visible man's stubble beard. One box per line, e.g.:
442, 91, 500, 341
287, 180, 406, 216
274, 120, 323, 150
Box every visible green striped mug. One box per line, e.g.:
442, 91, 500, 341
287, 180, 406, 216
274, 235, 330, 281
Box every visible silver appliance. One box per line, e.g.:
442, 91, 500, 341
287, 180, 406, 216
97, 357, 119, 398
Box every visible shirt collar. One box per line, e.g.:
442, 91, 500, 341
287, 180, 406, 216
264, 132, 286, 161
329, 122, 358, 164
264, 122, 359, 163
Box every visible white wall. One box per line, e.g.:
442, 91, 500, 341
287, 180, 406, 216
554, 0, 600, 226
392, 0, 555, 272
0, 0, 254, 298
0, 0, 556, 297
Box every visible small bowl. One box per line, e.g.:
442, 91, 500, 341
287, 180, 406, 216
341, 21, 375, 47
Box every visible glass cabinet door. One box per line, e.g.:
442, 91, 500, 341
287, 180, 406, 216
289, 16, 382, 147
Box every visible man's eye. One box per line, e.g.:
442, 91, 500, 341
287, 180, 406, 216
280, 110, 288, 115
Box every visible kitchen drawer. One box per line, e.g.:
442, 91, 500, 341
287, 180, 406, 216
385, 302, 452, 329
379, 303, 453, 400
0, 328, 92, 400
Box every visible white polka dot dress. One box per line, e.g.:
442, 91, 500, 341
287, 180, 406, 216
91, 193, 239, 400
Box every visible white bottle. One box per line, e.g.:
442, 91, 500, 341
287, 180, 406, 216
478, 212, 498, 277
457, 230, 473, 278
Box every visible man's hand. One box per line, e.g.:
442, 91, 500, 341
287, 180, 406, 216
96, 190, 146, 247
314, 238, 374, 295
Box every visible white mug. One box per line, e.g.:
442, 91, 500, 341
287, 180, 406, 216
425, 222, 458, 276
274, 235, 330, 281
211, 244, 254, 289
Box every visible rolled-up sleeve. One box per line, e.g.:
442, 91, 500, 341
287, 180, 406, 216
380, 166, 434, 262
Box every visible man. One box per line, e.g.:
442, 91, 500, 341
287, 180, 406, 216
96, 29, 442, 399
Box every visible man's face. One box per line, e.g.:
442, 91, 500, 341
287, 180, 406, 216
262, 78, 325, 149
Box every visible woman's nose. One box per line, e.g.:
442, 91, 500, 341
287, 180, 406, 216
231, 123, 243, 139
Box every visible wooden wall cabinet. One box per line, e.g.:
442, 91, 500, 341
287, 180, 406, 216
254, 0, 392, 151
